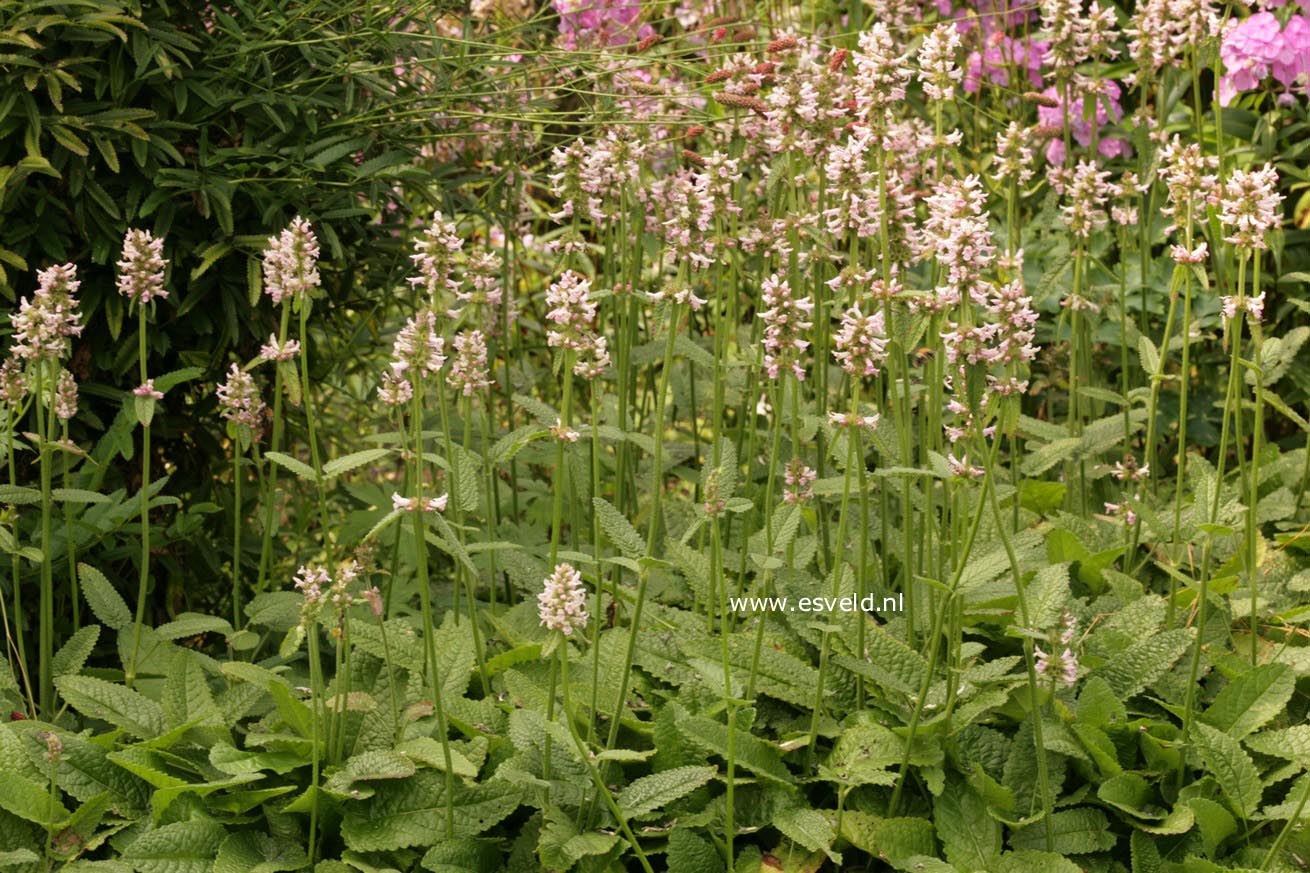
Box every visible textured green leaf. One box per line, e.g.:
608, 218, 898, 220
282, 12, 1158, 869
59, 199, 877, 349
0, 771, 70, 826
419, 838, 503, 873
677, 716, 792, 785
0, 485, 41, 505
1200, 663, 1294, 738
593, 497, 645, 559
775, 806, 838, 862
838, 813, 935, 864
1009, 807, 1116, 854
1193, 723, 1263, 819
78, 563, 131, 630
50, 488, 110, 504
341, 772, 520, 851
0, 850, 40, 868
56, 675, 167, 738
212, 832, 306, 873
324, 750, 416, 798
120, 820, 226, 873
1246, 725, 1310, 763
935, 776, 1001, 869
52, 625, 100, 678
154, 614, 232, 641
1095, 628, 1194, 699
322, 448, 391, 478
1186, 797, 1236, 856
833, 628, 925, 697
617, 765, 716, 819
993, 850, 1085, 873
395, 737, 478, 778
264, 451, 317, 481
666, 828, 723, 873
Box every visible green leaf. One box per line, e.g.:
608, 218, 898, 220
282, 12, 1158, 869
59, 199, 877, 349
154, 614, 233, 641
1186, 797, 1236, 856
993, 850, 1085, 873
0, 485, 41, 505
52, 625, 99, 678
0, 850, 39, 868
839, 813, 935, 864
1199, 663, 1294, 738
1192, 723, 1263, 819
833, 628, 925, 697
56, 675, 168, 738
50, 488, 110, 504
324, 750, 417, 798
774, 806, 838, 863
677, 716, 792, 785
617, 765, 716, 819
1095, 628, 1194, 699
1010, 807, 1117, 854
213, 833, 306, 873
419, 838, 503, 873
264, 451, 317, 481
1138, 335, 1160, 375
0, 771, 70, 826
593, 497, 645, 559
665, 828, 724, 873
120, 820, 226, 873
340, 772, 520, 851
394, 737, 478, 779
1246, 725, 1310, 763
151, 368, 204, 395
935, 776, 1001, 869
323, 448, 391, 479
78, 563, 131, 630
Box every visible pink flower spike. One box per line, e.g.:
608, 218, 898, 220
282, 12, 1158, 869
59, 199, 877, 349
134, 380, 163, 400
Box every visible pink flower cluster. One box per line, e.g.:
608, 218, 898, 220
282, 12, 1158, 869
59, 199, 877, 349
263, 217, 320, 306
216, 364, 266, 434
538, 562, 588, 635
544, 271, 610, 378
1037, 80, 1131, 164
553, 0, 652, 51
760, 273, 814, 381
1220, 12, 1310, 106
833, 305, 889, 377
10, 264, 82, 362
116, 229, 168, 305
963, 35, 1046, 94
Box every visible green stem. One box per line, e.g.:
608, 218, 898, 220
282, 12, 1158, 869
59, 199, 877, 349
257, 304, 293, 595
411, 384, 456, 838
127, 305, 151, 688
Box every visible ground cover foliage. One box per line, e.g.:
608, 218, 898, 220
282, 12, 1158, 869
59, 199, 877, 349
2, 0, 1310, 871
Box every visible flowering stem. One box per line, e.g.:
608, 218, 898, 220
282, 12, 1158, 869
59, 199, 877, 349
3, 403, 34, 716
410, 384, 456, 838
37, 364, 56, 715
549, 351, 574, 567
710, 511, 735, 869
1247, 256, 1264, 665
1168, 206, 1197, 603
257, 303, 293, 595
127, 305, 151, 689
888, 436, 995, 816
805, 383, 862, 759
306, 625, 324, 862
1179, 274, 1248, 788
605, 302, 681, 758
61, 422, 78, 632
298, 305, 332, 564
985, 437, 1055, 852
560, 640, 655, 873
